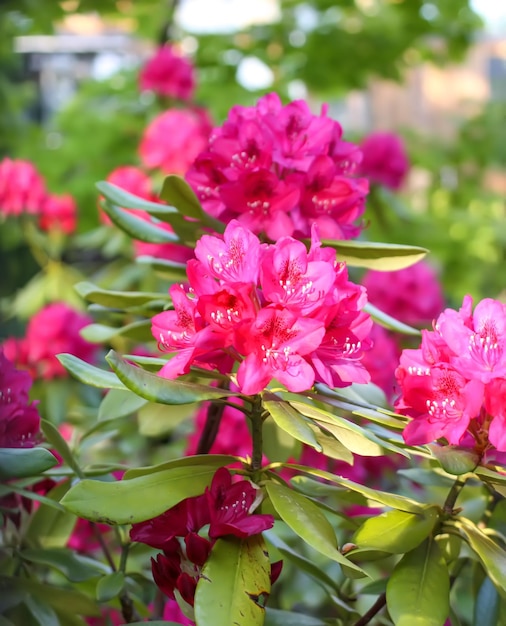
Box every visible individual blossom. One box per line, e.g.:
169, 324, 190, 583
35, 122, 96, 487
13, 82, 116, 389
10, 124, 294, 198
152, 220, 372, 395
3, 303, 97, 380
362, 261, 445, 327
39, 193, 77, 234
139, 108, 212, 175
395, 295, 506, 454
358, 131, 410, 190
186, 92, 368, 240
0, 349, 40, 448
0, 157, 47, 217
130, 467, 275, 610
139, 45, 195, 102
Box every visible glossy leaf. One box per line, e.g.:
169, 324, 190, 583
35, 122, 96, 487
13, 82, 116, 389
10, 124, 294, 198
353, 507, 439, 554
41, 420, 81, 476
106, 350, 237, 405
74, 281, 170, 308
386, 539, 450, 626
80, 320, 153, 344
100, 200, 179, 243
136, 255, 189, 280
0, 447, 58, 480
429, 444, 479, 475
124, 453, 237, 479
98, 389, 148, 421
262, 414, 302, 463
265, 482, 365, 575
96, 181, 177, 214
309, 423, 353, 464
365, 302, 421, 336
194, 535, 271, 626
21, 548, 109, 582
263, 398, 322, 451
61, 465, 219, 524
448, 517, 506, 595
56, 354, 125, 390
474, 577, 500, 626
95, 572, 125, 602
320, 239, 427, 270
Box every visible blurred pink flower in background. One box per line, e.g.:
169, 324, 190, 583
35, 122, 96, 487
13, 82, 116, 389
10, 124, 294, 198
139, 45, 196, 102
3, 302, 97, 380
0, 349, 40, 448
0, 158, 47, 217
362, 261, 445, 327
39, 193, 77, 234
139, 108, 212, 175
358, 132, 409, 190
101, 165, 156, 224
361, 323, 401, 398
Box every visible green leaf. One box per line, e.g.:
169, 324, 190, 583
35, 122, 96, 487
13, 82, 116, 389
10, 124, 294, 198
124, 454, 237, 479
320, 239, 427, 270
75, 281, 170, 309
106, 350, 237, 405
386, 538, 450, 626
474, 577, 500, 626
0, 483, 65, 512
41, 420, 82, 477
96, 181, 178, 214
365, 302, 421, 336
56, 354, 125, 390
265, 482, 365, 576
285, 465, 425, 513
262, 414, 302, 463
448, 517, 506, 596
429, 444, 479, 475
309, 423, 353, 464
25, 594, 59, 626
265, 608, 327, 626
352, 508, 439, 554
100, 201, 179, 243
194, 535, 271, 626
25, 480, 76, 548
95, 572, 125, 602
0, 447, 58, 480
137, 402, 196, 437
61, 465, 220, 524
262, 398, 322, 451
98, 389, 148, 421
21, 548, 109, 582
80, 320, 153, 344
136, 256, 189, 280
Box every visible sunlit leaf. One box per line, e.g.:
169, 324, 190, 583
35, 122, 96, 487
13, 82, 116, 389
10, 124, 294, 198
100, 201, 179, 243
320, 239, 427, 270
365, 302, 421, 336
75, 281, 171, 308
56, 354, 125, 390
96, 181, 178, 214
124, 454, 237, 479
98, 389, 148, 421
263, 398, 322, 451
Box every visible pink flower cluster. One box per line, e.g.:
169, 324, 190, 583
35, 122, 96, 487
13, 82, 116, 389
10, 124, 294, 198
152, 221, 372, 395
3, 302, 97, 380
358, 132, 410, 191
0, 349, 40, 448
139, 108, 212, 175
186, 93, 368, 240
130, 467, 276, 609
395, 296, 506, 452
0, 157, 77, 234
139, 45, 196, 102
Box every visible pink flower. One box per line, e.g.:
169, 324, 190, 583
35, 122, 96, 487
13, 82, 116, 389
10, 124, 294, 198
39, 193, 77, 234
0, 158, 47, 216
362, 261, 445, 327
0, 349, 40, 448
100, 166, 155, 224
186, 93, 368, 240
395, 296, 506, 454
358, 132, 409, 190
139, 45, 195, 101
139, 108, 212, 175
361, 323, 401, 398
4, 303, 97, 380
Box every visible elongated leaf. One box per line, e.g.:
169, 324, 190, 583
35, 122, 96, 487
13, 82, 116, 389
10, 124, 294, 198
56, 354, 125, 390
262, 414, 302, 463
96, 181, 178, 214
386, 538, 450, 626
0, 447, 58, 480
80, 320, 153, 344
265, 609, 327, 626
101, 201, 179, 243
263, 398, 322, 451
75, 281, 171, 309
136, 256, 189, 280
309, 423, 353, 464
61, 465, 219, 524
194, 535, 270, 626
320, 239, 427, 270
106, 350, 236, 405
124, 454, 237, 479
21, 548, 109, 582
265, 482, 365, 576
352, 508, 439, 554
429, 444, 479, 475
41, 420, 81, 476
0, 483, 65, 512
25, 594, 59, 626
365, 302, 421, 336
25, 480, 75, 548
95, 572, 125, 602
448, 517, 506, 595
285, 464, 424, 513
98, 389, 148, 421
474, 577, 500, 626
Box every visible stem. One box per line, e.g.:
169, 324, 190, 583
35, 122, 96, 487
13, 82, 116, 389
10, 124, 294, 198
196, 401, 225, 454
353, 592, 387, 626
250, 395, 264, 474
443, 475, 468, 515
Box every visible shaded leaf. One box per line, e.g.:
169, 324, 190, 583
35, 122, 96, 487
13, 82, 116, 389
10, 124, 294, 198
96, 181, 177, 214
25, 480, 76, 548
98, 389, 148, 422
365, 302, 421, 336
0, 447, 58, 480
25, 594, 59, 626
75, 281, 170, 309
41, 420, 82, 476
96, 572, 125, 602
429, 444, 479, 475
100, 200, 179, 243
21, 548, 109, 582
137, 402, 196, 437
474, 577, 500, 626
80, 320, 153, 344
265, 608, 327, 626
124, 454, 237, 479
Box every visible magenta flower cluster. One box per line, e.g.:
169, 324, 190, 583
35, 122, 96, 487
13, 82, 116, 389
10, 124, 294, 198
186, 93, 369, 241
152, 220, 372, 395
139, 44, 196, 102
395, 296, 506, 452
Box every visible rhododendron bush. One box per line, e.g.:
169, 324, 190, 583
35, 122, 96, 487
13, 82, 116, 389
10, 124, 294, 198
2, 28, 506, 626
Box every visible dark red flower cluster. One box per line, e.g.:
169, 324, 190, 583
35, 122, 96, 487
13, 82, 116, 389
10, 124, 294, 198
130, 467, 275, 608
186, 93, 368, 240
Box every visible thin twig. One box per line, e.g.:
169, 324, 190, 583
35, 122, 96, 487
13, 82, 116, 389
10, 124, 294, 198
353, 592, 387, 626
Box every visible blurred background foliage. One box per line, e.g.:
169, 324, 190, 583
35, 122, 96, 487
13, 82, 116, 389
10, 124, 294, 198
1, 0, 505, 306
